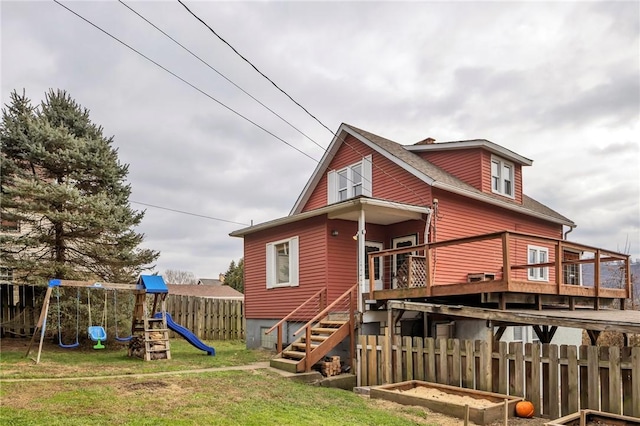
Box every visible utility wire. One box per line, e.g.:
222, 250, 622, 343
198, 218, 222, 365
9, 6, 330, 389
118, 0, 326, 153
177, 0, 329, 137
55, 0, 428, 224
53, 0, 319, 164
177, 0, 430, 208
56, 0, 397, 210
131, 201, 249, 226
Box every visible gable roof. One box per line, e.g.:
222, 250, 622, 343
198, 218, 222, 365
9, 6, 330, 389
291, 123, 574, 227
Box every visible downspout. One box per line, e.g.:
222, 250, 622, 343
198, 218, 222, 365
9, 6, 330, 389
563, 224, 576, 240
357, 208, 366, 314
424, 208, 433, 244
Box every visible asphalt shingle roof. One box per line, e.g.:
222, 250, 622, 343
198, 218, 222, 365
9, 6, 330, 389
344, 124, 574, 226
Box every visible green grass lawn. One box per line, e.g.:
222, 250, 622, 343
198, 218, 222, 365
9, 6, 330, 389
1, 338, 273, 379
0, 338, 440, 425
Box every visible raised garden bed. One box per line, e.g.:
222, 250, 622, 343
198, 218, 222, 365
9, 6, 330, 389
370, 380, 523, 425
545, 409, 640, 426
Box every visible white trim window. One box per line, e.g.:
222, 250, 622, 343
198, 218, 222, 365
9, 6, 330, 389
327, 155, 372, 204
491, 156, 514, 198
266, 236, 299, 289
0, 268, 13, 284
528, 245, 549, 281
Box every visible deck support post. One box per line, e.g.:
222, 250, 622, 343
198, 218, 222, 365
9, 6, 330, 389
494, 326, 507, 345
586, 330, 600, 346
532, 325, 557, 343
498, 293, 506, 310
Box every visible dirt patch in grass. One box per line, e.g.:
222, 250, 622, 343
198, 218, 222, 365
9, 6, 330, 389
122, 380, 170, 391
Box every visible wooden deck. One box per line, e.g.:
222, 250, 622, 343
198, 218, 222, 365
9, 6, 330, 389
367, 231, 631, 309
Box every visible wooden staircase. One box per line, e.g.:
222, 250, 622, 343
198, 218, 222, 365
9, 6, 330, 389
132, 291, 171, 361
271, 317, 351, 373
268, 285, 357, 374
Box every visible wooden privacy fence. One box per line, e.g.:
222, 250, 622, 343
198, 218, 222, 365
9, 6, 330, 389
165, 295, 244, 341
357, 335, 640, 419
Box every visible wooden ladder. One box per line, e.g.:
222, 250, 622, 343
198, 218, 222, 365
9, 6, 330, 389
132, 291, 171, 361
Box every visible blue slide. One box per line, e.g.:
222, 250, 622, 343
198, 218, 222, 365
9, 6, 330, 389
154, 312, 215, 356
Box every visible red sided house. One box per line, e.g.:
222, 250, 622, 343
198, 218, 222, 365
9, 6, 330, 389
230, 123, 631, 374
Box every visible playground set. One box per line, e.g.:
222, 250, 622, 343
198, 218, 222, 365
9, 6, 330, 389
26, 275, 215, 363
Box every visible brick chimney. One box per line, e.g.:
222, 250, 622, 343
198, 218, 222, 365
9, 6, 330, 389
414, 137, 436, 145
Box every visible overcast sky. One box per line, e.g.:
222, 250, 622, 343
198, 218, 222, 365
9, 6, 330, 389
2, 1, 639, 279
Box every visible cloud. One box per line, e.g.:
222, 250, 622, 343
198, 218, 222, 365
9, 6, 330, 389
2, 0, 639, 276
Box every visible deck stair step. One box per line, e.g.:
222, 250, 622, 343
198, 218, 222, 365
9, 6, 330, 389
283, 350, 306, 359
292, 342, 319, 350
270, 316, 351, 374
270, 357, 300, 373
311, 327, 343, 334
318, 320, 345, 327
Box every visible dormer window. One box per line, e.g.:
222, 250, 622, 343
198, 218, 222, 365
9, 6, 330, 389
491, 156, 514, 198
328, 155, 372, 204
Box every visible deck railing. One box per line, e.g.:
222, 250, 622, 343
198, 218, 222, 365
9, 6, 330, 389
291, 284, 357, 372
367, 231, 631, 303
264, 288, 326, 353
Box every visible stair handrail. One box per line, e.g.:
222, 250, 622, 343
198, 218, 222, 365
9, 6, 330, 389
293, 284, 357, 337
295, 284, 357, 372
265, 287, 326, 353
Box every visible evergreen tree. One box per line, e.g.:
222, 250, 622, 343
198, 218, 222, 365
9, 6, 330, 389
224, 258, 244, 293
1, 89, 159, 284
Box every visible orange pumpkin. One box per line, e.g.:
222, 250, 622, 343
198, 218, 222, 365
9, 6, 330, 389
515, 400, 535, 418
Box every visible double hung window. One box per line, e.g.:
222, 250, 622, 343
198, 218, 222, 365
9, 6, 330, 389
528, 245, 549, 281
328, 155, 372, 203
491, 156, 514, 197
266, 237, 299, 288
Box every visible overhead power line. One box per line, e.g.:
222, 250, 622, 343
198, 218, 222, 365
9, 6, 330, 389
177, 0, 331, 137
132, 201, 249, 226
118, 0, 326, 153
54, 0, 429, 222
176, 0, 430, 208
53, 0, 319, 164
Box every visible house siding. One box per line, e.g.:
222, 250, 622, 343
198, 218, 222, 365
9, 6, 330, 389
303, 135, 431, 212
414, 148, 524, 204
430, 189, 562, 285
327, 219, 359, 301
244, 215, 328, 319
416, 148, 484, 191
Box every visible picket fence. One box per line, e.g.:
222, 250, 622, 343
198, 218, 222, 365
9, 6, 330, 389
165, 295, 244, 341
357, 335, 640, 419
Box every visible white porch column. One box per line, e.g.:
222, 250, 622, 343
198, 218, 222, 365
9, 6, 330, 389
357, 208, 366, 313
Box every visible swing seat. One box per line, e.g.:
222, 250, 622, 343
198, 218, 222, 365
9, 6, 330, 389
88, 326, 106, 349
